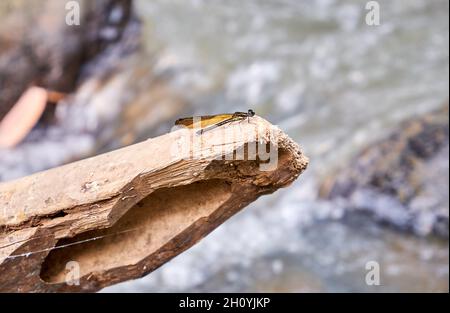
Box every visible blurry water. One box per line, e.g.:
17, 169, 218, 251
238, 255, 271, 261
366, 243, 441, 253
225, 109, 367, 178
0, 0, 446, 293
105, 0, 449, 292
136, 0, 448, 171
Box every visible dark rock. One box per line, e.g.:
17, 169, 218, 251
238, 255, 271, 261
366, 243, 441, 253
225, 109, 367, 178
0, 0, 133, 121
320, 104, 449, 237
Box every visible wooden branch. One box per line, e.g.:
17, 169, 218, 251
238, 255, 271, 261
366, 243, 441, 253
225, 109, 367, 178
0, 116, 308, 292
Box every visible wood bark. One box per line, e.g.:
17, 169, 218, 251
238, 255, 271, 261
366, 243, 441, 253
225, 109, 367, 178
0, 116, 308, 292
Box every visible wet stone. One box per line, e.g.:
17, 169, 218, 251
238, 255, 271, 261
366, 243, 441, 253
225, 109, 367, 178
320, 104, 449, 238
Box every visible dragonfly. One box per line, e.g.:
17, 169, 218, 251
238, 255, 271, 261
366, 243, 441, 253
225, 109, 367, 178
175, 109, 255, 135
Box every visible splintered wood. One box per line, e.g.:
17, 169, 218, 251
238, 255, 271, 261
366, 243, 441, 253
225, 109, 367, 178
0, 116, 308, 292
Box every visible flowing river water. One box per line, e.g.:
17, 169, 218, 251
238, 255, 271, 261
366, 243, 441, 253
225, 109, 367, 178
104, 0, 449, 292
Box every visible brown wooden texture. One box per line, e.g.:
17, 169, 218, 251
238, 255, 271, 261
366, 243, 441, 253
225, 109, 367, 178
0, 116, 308, 292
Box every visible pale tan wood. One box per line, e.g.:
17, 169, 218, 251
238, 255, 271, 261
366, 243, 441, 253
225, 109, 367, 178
0, 87, 48, 149
0, 116, 308, 292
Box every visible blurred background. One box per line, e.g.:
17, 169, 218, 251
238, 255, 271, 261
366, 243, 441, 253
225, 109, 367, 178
0, 0, 448, 292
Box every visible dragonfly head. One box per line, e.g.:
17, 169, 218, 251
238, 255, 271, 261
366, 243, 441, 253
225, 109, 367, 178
248, 109, 255, 117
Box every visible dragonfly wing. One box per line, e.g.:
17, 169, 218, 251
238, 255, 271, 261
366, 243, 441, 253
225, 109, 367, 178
196, 116, 246, 134
175, 117, 195, 128
196, 117, 234, 134
175, 114, 234, 129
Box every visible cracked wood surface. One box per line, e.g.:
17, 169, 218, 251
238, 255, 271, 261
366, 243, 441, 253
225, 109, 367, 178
0, 116, 308, 292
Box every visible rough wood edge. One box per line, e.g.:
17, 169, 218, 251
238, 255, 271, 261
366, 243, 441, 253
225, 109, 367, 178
0, 116, 308, 292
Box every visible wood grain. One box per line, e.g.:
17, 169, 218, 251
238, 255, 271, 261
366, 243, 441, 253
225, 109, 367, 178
0, 116, 308, 292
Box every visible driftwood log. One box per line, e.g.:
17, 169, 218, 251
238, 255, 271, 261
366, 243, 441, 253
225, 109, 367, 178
0, 116, 308, 292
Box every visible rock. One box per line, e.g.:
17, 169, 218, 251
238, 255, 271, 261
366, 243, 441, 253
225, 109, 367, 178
320, 104, 449, 237
0, 0, 146, 182
0, 0, 133, 121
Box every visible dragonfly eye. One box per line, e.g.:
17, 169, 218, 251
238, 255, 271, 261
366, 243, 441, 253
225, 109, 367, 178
248, 109, 255, 117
